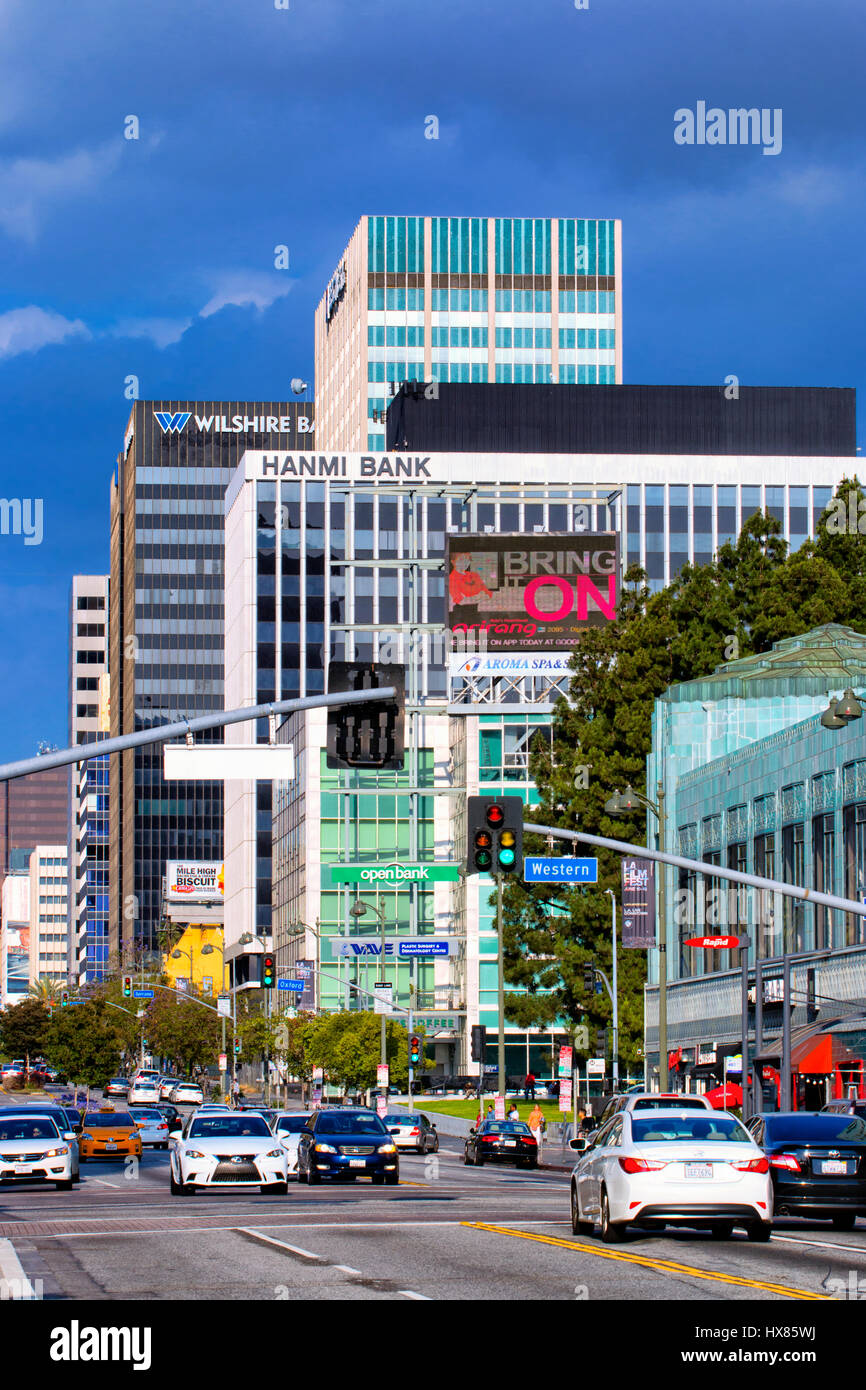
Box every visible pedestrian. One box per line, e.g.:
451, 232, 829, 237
528, 1101, 545, 1159
524, 1072, 536, 1100
231, 1077, 240, 1108
507, 1101, 519, 1121
486, 1103, 495, 1121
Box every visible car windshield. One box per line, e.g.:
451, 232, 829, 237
0, 1118, 60, 1141
632, 1097, 709, 1111
481, 1121, 532, 1135
315, 1113, 388, 1136
187, 1117, 270, 1138
84, 1113, 135, 1128
631, 1115, 751, 1143
386, 1114, 419, 1125
276, 1116, 310, 1134
767, 1114, 866, 1143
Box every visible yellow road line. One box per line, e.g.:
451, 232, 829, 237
461, 1222, 831, 1300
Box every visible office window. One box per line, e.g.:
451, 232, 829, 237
813, 813, 835, 949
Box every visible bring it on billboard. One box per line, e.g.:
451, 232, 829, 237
446, 533, 620, 652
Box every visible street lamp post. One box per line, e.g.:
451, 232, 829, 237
604, 888, 619, 1089
605, 782, 668, 1091
350, 898, 388, 1102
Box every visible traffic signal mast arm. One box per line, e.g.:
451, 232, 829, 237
524, 820, 866, 919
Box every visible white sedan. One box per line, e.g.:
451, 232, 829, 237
170, 1112, 289, 1194
129, 1079, 162, 1105
128, 1107, 171, 1149
170, 1082, 204, 1106
0, 1114, 76, 1190
269, 1112, 314, 1177
569, 1108, 773, 1243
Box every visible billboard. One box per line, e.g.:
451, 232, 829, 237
445, 533, 619, 651
166, 862, 224, 902
621, 857, 656, 948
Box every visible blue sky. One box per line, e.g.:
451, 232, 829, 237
0, 0, 863, 758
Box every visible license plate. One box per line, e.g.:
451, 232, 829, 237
349, 1159, 366, 1168
685, 1163, 713, 1180
14, 1162, 32, 1170
819, 1159, 847, 1175
503, 1140, 517, 1147
105, 1141, 117, 1150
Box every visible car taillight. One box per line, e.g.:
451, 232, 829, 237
730, 1156, 769, 1173
522, 1137, 537, 1145
409, 1128, 420, 1136
482, 1136, 498, 1143
770, 1154, 802, 1172
619, 1157, 668, 1173
157, 1124, 168, 1131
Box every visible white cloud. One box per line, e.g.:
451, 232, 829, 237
111, 316, 193, 348
0, 141, 121, 240
0, 305, 89, 359
199, 270, 292, 319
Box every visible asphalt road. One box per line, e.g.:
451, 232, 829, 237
0, 1121, 863, 1302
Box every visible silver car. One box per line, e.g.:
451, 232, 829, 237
128, 1107, 172, 1149
384, 1112, 439, 1154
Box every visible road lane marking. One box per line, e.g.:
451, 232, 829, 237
771, 1233, 866, 1254
333, 1264, 362, 1274
242, 1231, 322, 1260
398, 1290, 432, 1300
0, 1237, 39, 1298
15, 1218, 565, 1239
89, 1179, 120, 1189
461, 1223, 831, 1301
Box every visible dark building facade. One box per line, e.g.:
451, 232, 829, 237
1, 764, 70, 879
387, 383, 856, 457
108, 401, 314, 966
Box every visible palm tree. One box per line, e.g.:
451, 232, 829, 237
27, 976, 59, 1003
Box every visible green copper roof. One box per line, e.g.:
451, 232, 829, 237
663, 623, 866, 703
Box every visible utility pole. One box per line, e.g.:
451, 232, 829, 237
497, 875, 506, 1101
605, 888, 620, 1090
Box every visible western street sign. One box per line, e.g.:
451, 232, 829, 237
330, 862, 461, 886
523, 856, 598, 883
277, 979, 305, 992
133, 989, 154, 999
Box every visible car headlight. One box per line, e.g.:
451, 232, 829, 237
314, 1142, 337, 1154
184, 1149, 206, 1159
265, 1149, 284, 1159
378, 1143, 397, 1154
81, 1134, 93, 1142
44, 1146, 69, 1158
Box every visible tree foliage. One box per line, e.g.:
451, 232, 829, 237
303, 1011, 424, 1094
504, 478, 866, 1065
0, 998, 51, 1067
142, 992, 221, 1075
45, 999, 125, 1088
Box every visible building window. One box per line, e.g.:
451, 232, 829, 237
782, 822, 806, 952
813, 812, 836, 949
753, 833, 778, 958
843, 803, 866, 946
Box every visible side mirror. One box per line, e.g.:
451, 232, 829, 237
62, 1131, 76, 1142
568, 1137, 588, 1152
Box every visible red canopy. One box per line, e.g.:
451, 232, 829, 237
704, 1083, 743, 1110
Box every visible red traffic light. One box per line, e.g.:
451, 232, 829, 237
486, 804, 505, 826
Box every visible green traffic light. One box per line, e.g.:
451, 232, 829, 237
498, 848, 516, 868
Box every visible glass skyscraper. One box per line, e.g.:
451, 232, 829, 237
314, 216, 622, 450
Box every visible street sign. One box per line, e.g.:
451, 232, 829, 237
587, 1058, 606, 1076
377, 1064, 389, 1091
684, 935, 742, 950
133, 989, 154, 999
494, 1096, 506, 1120
330, 862, 461, 885
277, 979, 305, 992
376, 1096, 388, 1118
373, 982, 394, 1015
218, 1053, 227, 1071
559, 1077, 573, 1112
558, 1046, 573, 1078
217, 995, 231, 1018
523, 856, 598, 883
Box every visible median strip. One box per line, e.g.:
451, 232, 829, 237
461, 1222, 831, 1300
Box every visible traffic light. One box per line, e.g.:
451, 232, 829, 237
583, 963, 595, 993
61, 990, 69, 1008
262, 954, 276, 989
409, 1035, 422, 1066
470, 1023, 487, 1063
234, 1037, 241, 1055
122, 974, 133, 998
466, 796, 524, 876
326, 662, 405, 769
596, 1027, 607, 1057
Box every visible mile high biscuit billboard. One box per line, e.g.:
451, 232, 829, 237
446, 533, 620, 652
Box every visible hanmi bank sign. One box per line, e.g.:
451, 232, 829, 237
239, 451, 625, 493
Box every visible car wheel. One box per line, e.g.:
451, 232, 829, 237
747, 1222, 772, 1242
297, 1165, 308, 1184
385, 1172, 399, 1185
433, 1136, 439, 1153
170, 1170, 182, 1195
372, 1174, 385, 1185
571, 1183, 594, 1237
600, 1189, 625, 1243
711, 1223, 735, 1240
831, 1212, 857, 1231
307, 1165, 321, 1185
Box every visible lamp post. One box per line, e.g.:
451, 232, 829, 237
350, 898, 388, 1100
605, 782, 668, 1091
604, 888, 620, 1089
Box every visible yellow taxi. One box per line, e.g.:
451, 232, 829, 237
79, 1105, 142, 1162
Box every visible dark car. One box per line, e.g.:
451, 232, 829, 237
747, 1111, 866, 1229
153, 1102, 182, 1131
464, 1120, 538, 1169
822, 1099, 866, 1121
0, 1102, 83, 1134
297, 1108, 399, 1185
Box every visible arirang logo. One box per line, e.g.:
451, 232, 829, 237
154, 411, 191, 434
